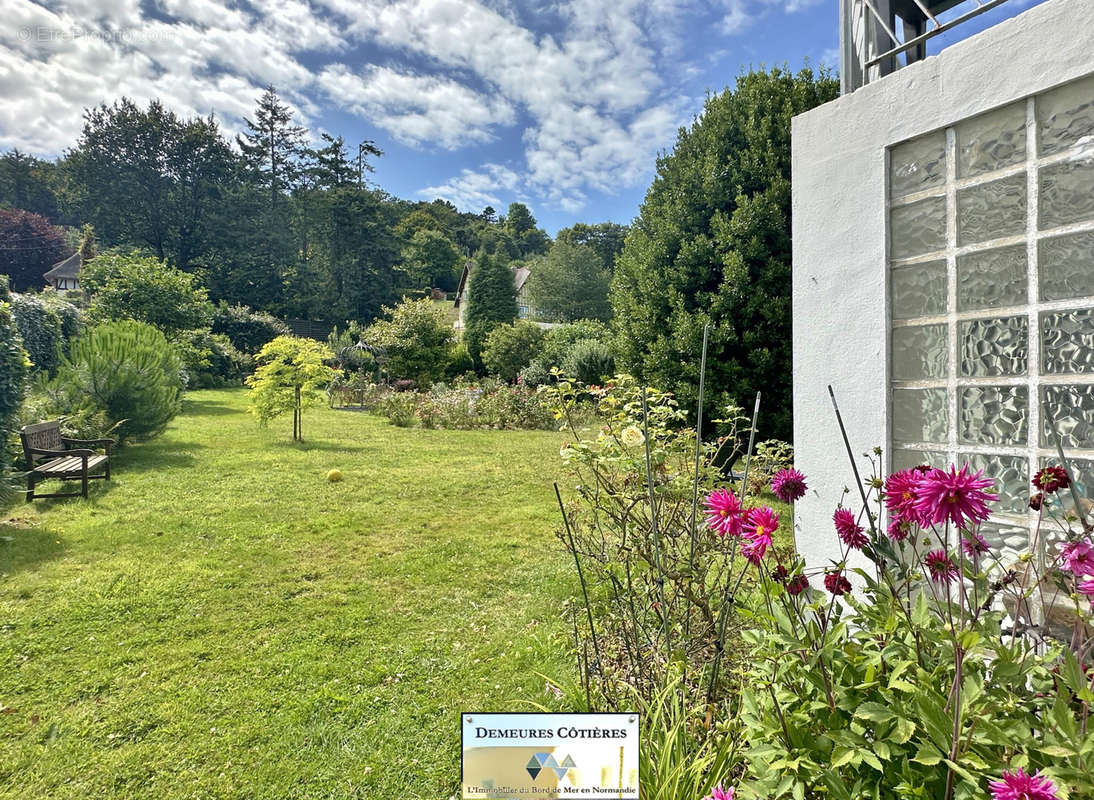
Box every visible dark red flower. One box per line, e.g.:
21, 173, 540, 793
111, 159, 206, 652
1029, 492, 1045, 510
771, 564, 789, 583
824, 571, 851, 596
787, 574, 809, 596
1033, 465, 1070, 494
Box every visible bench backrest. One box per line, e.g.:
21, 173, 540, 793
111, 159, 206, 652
21, 421, 64, 465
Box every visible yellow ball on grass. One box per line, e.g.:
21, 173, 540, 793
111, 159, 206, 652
326, 469, 343, 483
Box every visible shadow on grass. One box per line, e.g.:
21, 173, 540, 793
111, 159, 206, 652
0, 521, 66, 575
182, 398, 240, 417
270, 438, 372, 454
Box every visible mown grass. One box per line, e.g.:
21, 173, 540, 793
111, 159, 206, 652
0, 389, 578, 799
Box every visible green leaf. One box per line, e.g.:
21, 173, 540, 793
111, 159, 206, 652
891, 717, 915, 744
830, 747, 855, 768
912, 744, 942, 766
854, 702, 894, 724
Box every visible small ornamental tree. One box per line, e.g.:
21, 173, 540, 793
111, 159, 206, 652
0, 209, 70, 292
246, 336, 335, 441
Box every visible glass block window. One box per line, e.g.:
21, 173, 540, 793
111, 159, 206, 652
888, 75, 1094, 553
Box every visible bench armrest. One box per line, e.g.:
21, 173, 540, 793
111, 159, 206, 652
61, 437, 114, 454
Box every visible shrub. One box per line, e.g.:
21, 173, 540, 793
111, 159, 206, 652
327, 322, 376, 373
179, 329, 250, 389
84, 252, 213, 334
10, 293, 64, 375
48, 320, 184, 443
563, 338, 615, 385
211, 302, 290, 354
481, 320, 545, 382
246, 336, 336, 441
462, 249, 517, 365
0, 282, 29, 506
746, 439, 793, 495
365, 297, 455, 385
378, 392, 417, 427
540, 319, 611, 368
445, 343, 474, 379
517, 359, 552, 387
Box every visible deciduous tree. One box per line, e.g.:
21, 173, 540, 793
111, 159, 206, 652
246, 335, 335, 440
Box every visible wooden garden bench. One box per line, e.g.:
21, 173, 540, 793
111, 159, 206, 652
20, 421, 114, 501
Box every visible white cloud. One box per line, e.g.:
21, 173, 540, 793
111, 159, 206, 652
419, 163, 522, 211
317, 65, 516, 149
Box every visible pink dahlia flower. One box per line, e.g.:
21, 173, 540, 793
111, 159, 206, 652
988, 769, 1059, 800
1078, 576, 1094, 600
824, 571, 851, 596
961, 532, 990, 560
884, 468, 926, 523
771, 468, 807, 503
1033, 465, 1070, 494
913, 464, 997, 529
1060, 540, 1094, 577
703, 786, 734, 800
925, 549, 959, 584
833, 508, 868, 550
740, 506, 778, 564
887, 518, 913, 542
704, 488, 744, 538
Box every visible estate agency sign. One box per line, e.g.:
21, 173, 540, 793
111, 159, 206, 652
461, 712, 639, 799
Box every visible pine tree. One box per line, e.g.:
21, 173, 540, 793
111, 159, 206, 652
236, 86, 307, 205
463, 249, 517, 365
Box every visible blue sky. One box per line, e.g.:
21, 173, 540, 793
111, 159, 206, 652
1, 0, 1046, 233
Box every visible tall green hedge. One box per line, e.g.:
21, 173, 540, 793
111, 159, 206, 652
0, 276, 29, 505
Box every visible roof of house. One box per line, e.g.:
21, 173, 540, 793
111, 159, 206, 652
511, 266, 531, 293
453, 261, 472, 307
43, 252, 81, 280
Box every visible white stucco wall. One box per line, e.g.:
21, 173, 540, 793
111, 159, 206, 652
791, 0, 1094, 574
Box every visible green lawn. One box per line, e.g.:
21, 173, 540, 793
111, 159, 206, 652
0, 389, 577, 799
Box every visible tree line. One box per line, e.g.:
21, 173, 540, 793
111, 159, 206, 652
0, 86, 626, 325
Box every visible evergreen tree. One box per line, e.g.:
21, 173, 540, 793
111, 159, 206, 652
610, 66, 838, 441
503, 202, 550, 258
236, 86, 307, 204
526, 240, 611, 322
463, 249, 517, 365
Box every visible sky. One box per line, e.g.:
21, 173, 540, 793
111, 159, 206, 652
1, 0, 1047, 234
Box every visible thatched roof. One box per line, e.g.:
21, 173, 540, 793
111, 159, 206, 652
43, 252, 81, 280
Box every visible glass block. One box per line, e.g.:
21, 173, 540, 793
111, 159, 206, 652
959, 385, 1027, 445
980, 521, 1031, 562
891, 260, 946, 319
892, 324, 947, 380
891, 448, 947, 473
956, 245, 1026, 311
959, 316, 1028, 377
1039, 160, 1094, 229
959, 452, 1028, 515
1037, 74, 1094, 156
1041, 308, 1094, 374
890, 132, 946, 198
892, 388, 948, 443
891, 196, 946, 260
956, 102, 1026, 178
1041, 384, 1094, 448
1039, 231, 1094, 301
957, 173, 1027, 245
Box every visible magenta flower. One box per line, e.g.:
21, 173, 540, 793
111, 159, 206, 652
824, 571, 851, 596
787, 574, 809, 596
884, 468, 925, 523
961, 532, 990, 560
988, 769, 1059, 800
925, 549, 959, 584
1033, 465, 1070, 494
833, 508, 868, 550
704, 488, 744, 538
1060, 540, 1094, 577
1078, 576, 1094, 600
771, 468, 807, 503
913, 464, 997, 529
887, 518, 912, 542
740, 506, 778, 564
703, 786, 734, 800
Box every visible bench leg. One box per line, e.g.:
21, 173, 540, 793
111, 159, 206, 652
81, 465, 89, 498
25, 473, 35, 503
